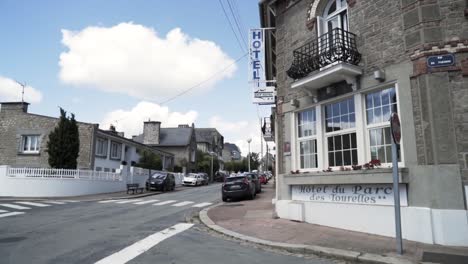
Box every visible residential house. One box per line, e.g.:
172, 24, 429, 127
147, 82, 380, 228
259, 0, 468, 246
222, 142, 242, 162
0, 102, 174, 172
134, 122, 198, 173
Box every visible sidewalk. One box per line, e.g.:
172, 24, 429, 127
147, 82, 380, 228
200, 183, 468, 264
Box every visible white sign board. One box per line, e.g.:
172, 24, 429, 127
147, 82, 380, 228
249, 28, 275, 105
291, 184, 408, 206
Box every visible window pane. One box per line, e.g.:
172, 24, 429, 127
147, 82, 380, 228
335, 152, 342, 166
343, 150, 351, 165
326, 105, 332, 118
325, 119, 333, 133
375, 128, 383, 146
373, 92, 381, 107
386, 146, 392, 163
348, 99, 355, 113
366, 94, 373, 109
23, 136, 29, 151
370, 129, 376, 146
382, 89, 390, 105
374, 108, 382, 123
31, 136, 37, 151
341, 115, 349, 129
300, 156, 305, 168
351, 133, 357, 148
342, 134, 350, 149
370, 147, 378, 160
333, 117, 340, 131
352, 150, 358, 164
328, 136, 334, 151
384, 127, 392, 145
340, 101, 348, 115
332, 103, 339, 117
334, 136, 342, 150
329, 153, 335, 167
382, 105, 391, 122
367, 110, 374, 125
349, 114, 355, 128
377, 146, 385, 161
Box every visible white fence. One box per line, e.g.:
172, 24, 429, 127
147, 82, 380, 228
0, 165, 125, 197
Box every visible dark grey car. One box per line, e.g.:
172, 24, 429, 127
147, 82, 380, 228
222, 175, 256, 202
245, 173, 261, 193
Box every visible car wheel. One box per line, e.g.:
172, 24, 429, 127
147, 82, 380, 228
222, 196, 227, 202
172, 184, 175, 191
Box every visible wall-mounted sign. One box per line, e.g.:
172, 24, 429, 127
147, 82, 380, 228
427, 54, 455, 68
291, 184, 408, 206
249, 28, 275, 105
390, 112, 401, 144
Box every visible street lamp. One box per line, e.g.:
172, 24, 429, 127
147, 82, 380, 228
247, 138, 252, 172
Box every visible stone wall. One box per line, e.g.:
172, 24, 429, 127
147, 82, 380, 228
0, 106, 96, 169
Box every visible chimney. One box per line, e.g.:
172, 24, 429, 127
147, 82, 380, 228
143, 121, 161, 145
117, 132, 124, 137
0, 102, 29, 113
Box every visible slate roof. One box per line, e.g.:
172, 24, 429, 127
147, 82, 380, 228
195, 128, 219, 144
158, 127, 192, 146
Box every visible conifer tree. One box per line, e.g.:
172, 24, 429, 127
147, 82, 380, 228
47, 108, 80, 169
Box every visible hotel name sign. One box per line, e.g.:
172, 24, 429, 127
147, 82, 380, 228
292, 184, 408, 206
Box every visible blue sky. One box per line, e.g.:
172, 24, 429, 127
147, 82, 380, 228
0, 0, 273, 154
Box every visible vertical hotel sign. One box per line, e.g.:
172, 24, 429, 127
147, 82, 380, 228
249, 28, 276, 105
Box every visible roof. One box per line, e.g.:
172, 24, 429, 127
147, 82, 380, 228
158, 127, 192, 146
195, 128, 220, 144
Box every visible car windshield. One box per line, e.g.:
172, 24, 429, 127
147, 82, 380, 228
151, 174, 166, 179
187, 174, 197, 178
226, 176, 246, 183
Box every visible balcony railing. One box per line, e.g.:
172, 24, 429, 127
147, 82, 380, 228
286, 28, 361, 80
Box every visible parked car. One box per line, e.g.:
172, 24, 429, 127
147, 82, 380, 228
259, 173, 268, 184
222, 175, 256, 202
214, 171, 228, 182
146, 172, 175, 192
245, 172, 261, 193
199, 172, 209, 185
183, 173, 204, 186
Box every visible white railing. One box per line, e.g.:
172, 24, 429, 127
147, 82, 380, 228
7, 167, 122, 181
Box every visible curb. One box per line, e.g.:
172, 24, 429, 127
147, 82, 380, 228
199, 204, 415, 264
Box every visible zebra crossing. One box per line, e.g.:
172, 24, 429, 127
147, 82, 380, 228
98, 199, 212, 209
0, 200, 79, 219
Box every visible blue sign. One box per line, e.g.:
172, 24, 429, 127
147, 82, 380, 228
427, 54, 455, 68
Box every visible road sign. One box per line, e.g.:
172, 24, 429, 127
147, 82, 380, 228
390, 112, 401, 145
427, 54, 455, 68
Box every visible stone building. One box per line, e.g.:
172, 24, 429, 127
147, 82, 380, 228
259, 0, 468, 246
134, 122, 198, 173
0, 102, 174, 172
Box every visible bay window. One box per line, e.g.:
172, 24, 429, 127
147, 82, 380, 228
325, 97, 357, 167
365, 87, 400, 164
297, 109, 318, 169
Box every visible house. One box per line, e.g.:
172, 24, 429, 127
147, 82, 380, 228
222, 143, 242, 162
0, 102, 174, 172
259, 0, 468, 246
195, 128, 224, 157
133, 122, 198, 173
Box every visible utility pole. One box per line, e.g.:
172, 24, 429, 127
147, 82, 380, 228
260, 118, 263, 171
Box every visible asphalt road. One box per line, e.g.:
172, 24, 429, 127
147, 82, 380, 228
0, 184, 342, 264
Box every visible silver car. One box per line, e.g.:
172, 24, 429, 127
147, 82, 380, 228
183, 173, 204, 186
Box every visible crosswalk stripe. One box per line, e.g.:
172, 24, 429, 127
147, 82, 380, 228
0, 212, 25, 218
172, 201, 194, 207
192, 202, 213, 208
153, 200, 177, 206
116, 199, 143, 204
134, 199, 159, 205
42, 201, 66, 205
15, 202, 50, 207
0, 209, 8, 213
62, 200, 80, 203
99, 200, 120, 203
0, 203, 31, 210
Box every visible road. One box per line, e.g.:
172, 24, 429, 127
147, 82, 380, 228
0, 184, 342, 264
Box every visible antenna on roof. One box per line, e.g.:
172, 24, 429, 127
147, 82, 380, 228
14, 80, 26, 104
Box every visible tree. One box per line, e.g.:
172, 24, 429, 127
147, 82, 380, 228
136, 150, 162, 171
47, 108, 80, 169
250, 152, 260, 170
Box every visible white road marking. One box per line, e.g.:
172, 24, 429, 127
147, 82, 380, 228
15, 202, 50, 207
153, 200, 177, 206
0, 209, 8, 213
62, 200, 80, 203
115, 199, 143, 204
99, 200, 120, 203
0, 204, 31, 210
134, 199, 159, 205
192, 202, 213, 208
42, 201, 66, 205
172, 201, 194, 207
0, 212, 25, 218
94, 223, 193, 264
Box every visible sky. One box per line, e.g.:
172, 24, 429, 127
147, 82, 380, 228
0, 0, 275, 157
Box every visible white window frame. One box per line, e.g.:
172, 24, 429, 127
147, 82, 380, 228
363, 85, 405, 167
296, 108, 319, 171
96, 138, 108, 157
110, 141, 122, 160
20, 135, 40, 154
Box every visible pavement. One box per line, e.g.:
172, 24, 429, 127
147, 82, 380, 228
0, 183, 341, 264
199, 183, 468, 264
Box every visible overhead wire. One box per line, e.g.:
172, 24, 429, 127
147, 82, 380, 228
218, 0, 247, 53
226, 0, 248, 49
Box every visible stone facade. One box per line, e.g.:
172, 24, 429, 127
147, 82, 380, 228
0, 102, 96, 169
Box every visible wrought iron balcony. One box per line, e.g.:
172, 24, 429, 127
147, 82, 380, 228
287, 28, 361, 80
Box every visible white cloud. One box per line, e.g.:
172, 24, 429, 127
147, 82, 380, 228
59, 22, 236, 99
209, 116, 275, 157
100, 101, 198, 137
0, 76, 43, 103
